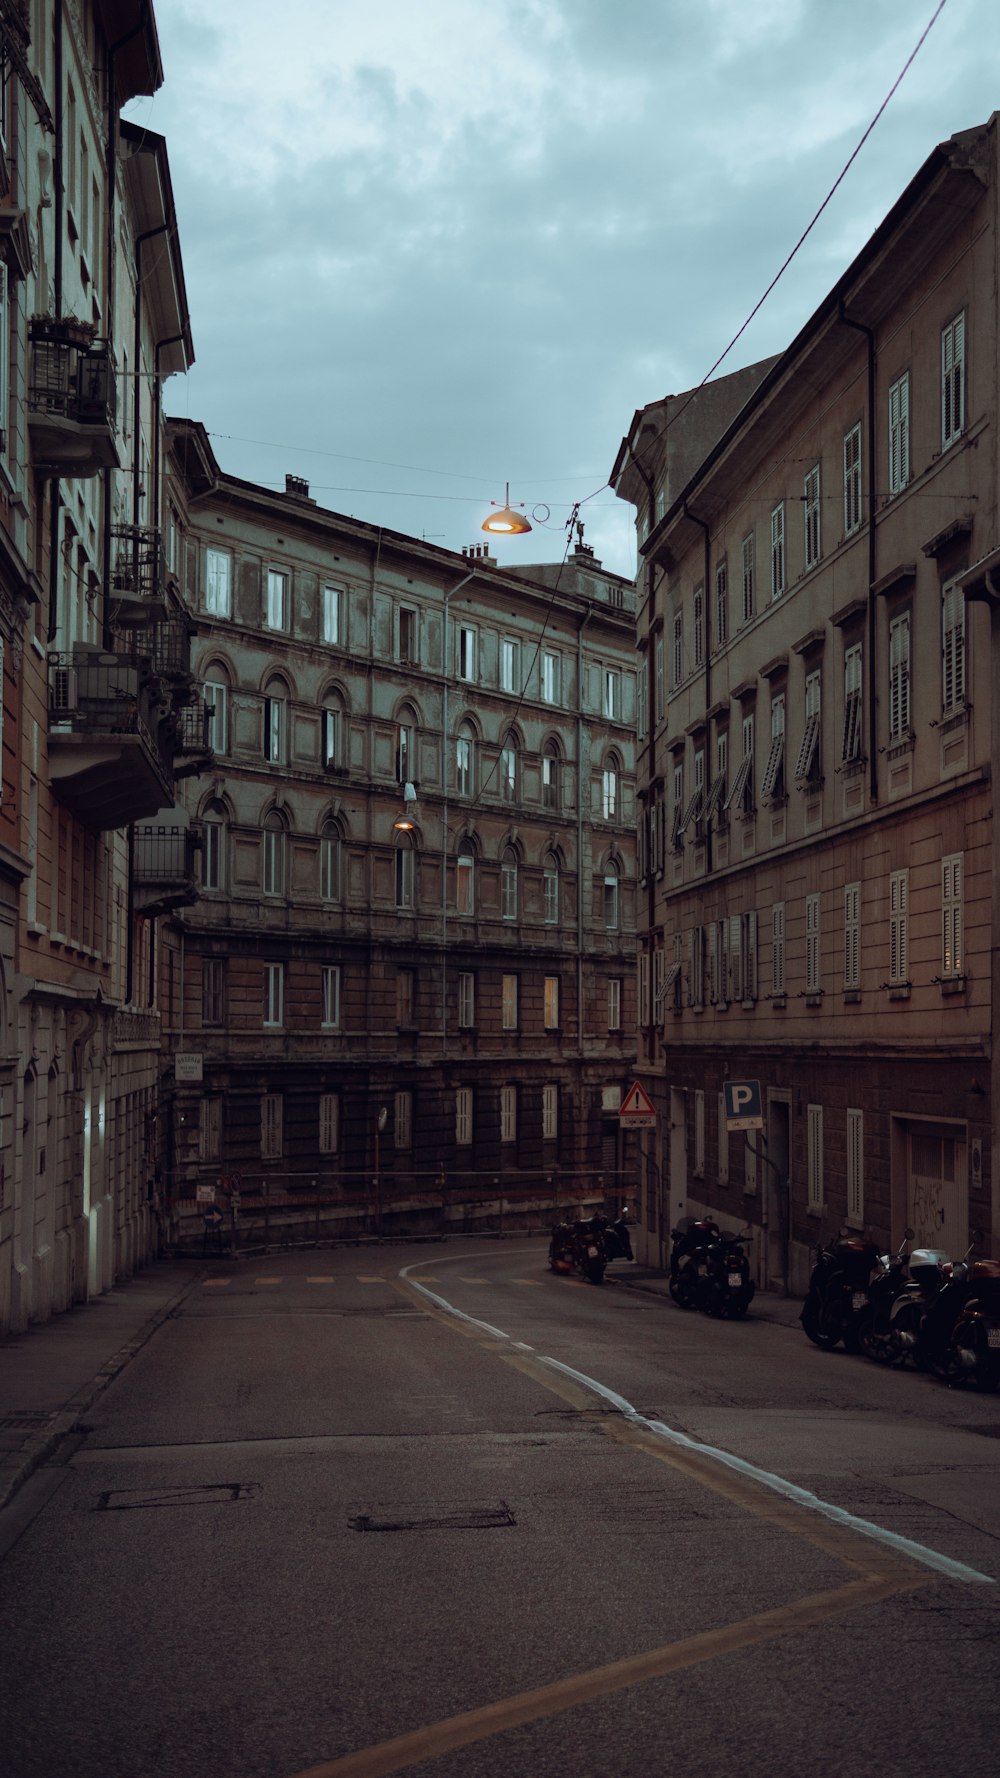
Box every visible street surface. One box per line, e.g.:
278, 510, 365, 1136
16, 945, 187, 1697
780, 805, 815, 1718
2, 1235, 999, 1778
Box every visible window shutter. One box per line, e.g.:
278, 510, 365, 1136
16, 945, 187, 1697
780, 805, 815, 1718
743, 909, 757, 1002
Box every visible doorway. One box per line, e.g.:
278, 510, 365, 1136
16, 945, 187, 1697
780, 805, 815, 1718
905, 1124, 967, 1258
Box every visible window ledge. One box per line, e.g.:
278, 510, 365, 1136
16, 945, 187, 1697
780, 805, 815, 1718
938, 707, 970, 735
769, 994, 786, 1009
843, 989, 862, 1005
804, 993, 823, 1008
938, 974, 968, 997
887, 734, 915, 761
886, 984, 911, 1001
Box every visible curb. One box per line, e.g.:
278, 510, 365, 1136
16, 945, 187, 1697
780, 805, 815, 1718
0, 1267, 204, 1515
607, 1269, 803, 1328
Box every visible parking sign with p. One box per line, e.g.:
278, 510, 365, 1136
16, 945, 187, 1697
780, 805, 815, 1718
723, 1080, 764, 1130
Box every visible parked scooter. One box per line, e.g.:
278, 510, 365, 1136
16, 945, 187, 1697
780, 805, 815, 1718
701, 1226, 755, 1319
668, 1218, 720, 1311
855, 1230, 914, 1363
800, 1233, 881, 1352
942, 1257, 1000, 1391
548, 1209, 633, 1285
892, 1235, 1000, 1390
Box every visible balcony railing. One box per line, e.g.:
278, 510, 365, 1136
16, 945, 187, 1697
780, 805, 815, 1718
171, 698, 215, 779
48, 647, 174, 829
108, 524, 168, 623
133, 821, 202, 917
115, 617, 195, 690
28, 318, 118, 476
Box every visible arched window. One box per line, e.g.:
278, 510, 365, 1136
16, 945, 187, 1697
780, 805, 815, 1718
543, 851, 560, 925
396, 702, 420, 784
542, 740, 560, 810
201, 800, 227, 892
202, 662, 232, 756
500, 733, 518, 803
262, 676, 289, 765
501, 846, 518, 921
602, 751, 621, 821
456, 720, 476, 799
262, 810, 286, 897
603, 862, 620, 930
456, 847, 475, 916
319, 819, 342, 901
322, 688, 347, 770
395, 834, 416, 909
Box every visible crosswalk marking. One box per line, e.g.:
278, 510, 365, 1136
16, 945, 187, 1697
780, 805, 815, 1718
307, 1276, 336, 1284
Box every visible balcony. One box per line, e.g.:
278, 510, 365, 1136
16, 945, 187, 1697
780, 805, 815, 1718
108, 524, 169, 624
28, 318, 119, 476
115, 616, 196, 698
133, 817, 201, 917
48, 647, 173, 829
170, 697, 215, 780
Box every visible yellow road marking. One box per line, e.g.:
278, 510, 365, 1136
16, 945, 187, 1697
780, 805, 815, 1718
513, 1278, 543, 1286
201, 1279, 231, 1288
357, 1275, 386, 1283
307, 1277, 336, 1284
457, 1276, 487, 1284
288, 1572, 917, 1778
254, 1278, 283, 1286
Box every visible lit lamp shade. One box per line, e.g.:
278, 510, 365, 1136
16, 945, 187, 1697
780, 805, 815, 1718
482, 482, 532, 536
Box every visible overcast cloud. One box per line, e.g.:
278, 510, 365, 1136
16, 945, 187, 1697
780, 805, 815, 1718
126, 0, 1000, 576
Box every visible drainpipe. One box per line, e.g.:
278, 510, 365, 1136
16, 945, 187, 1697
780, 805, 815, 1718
153, 328, 190, 533
132, 225, 169, 527
576, 604, 594, 1062
439, 570, 475, 1056
839, 302, 879, 805
684, 503, 713, 874
47, 4, 65, 643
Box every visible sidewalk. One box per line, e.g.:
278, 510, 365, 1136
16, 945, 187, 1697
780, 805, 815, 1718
0, 1257, 203, 1513
607, 1261, 804, 1328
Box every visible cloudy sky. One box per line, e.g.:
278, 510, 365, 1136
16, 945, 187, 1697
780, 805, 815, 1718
125, 0, 999, 578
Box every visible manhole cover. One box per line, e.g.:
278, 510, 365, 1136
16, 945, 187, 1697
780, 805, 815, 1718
96, 1483, 259, 1512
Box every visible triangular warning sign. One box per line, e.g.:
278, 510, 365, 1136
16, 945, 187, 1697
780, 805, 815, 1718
621, 1080, 656, 1116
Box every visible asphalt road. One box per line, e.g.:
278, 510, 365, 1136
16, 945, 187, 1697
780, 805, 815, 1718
2, 1236, 999, 1778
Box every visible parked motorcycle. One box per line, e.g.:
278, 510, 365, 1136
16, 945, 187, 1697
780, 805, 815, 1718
855, 1230, 913, 1363
892, 1236, 1000, 1390
548, 1210, 632, 1285
668, 1218, 720, 1311
547, 1220, 576, 1275
702, 1226, 755, 1319
800, 1233, 881, 1352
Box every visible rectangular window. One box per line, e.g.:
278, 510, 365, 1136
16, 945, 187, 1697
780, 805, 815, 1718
889, 372, 910, 495
941, 579, 965, 714
500, 745, 517, 802
608, 977, 622, 1030
727, 912, 743, 1005
202, 958, 225, 1026
395, 846, 415, 910
638, 951, 650, 1028
770, 503, 785, 600
396, 723, 412, 784
889, 869, 908, 985
455, 1087, 473, 1147
741, 533, 755, 624
604, 874, 619, 930
501, 638, 519, 693
760, 693, 785, 801
500, 1084, 517, 1144
805, 893, 821, 995
262, 825, 284, 897
456, 853, 474, 915
319, 1093, 339, 1155
322, 708, 340, 769
942, 854, 963, 978
458, 971, 475, 1028
321, 965, 341, 1028
654, 636, 665, 723
542, 1083, 558, 1141
543, 976, 560, 1030
322, 584, 342, 645
202, 820, 223, 892
691, 925, 705, 1008
501, 973, 518, 1031
889, 613, 911, 739
458, 625, 477, 682
396, 968, 414, 1027
204, 679, 228, 755
455, 734, 471, 798
205, 547, 232, 617
717, 1094, 729, 1185
637, 658, 648, 738
542, 651, 560, 704
807, 1105, 824, 1214
671, 759, 684, 848
796, 671, 821, 784
844, 882, 860, 989
398, 605, 418, 664
263, 963, 284, 1028
842, 644, 863, 763
603, 668, 621, 720
694, 1089, 705, 1177
772, 902, 785, 995
602, 765, 618, 821
941, 310, 965, 448
261, 1093, 283, 1160
803, 465, 821, 569
266, 568, 288, 631
544, 866, 559, 924
843, 426, 862, 535
671, 610, 683, 687
394, 1090, 412, 1150
199, 1096, 222, 1163
847, 1108, 864, 1225
692, 587, 704, 669
715, 560, 728, 647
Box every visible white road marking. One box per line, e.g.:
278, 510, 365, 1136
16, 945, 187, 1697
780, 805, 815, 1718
399, 1252, 994, 1587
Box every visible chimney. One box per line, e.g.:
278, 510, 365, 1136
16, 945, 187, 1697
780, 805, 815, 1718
285, 473, 313, 501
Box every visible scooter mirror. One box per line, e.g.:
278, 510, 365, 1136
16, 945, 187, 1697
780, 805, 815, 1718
904, 1226, 915, 1240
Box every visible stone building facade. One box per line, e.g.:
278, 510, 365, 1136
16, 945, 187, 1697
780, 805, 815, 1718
615, 119, 1000, 1291
160, 424, 638, 1226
